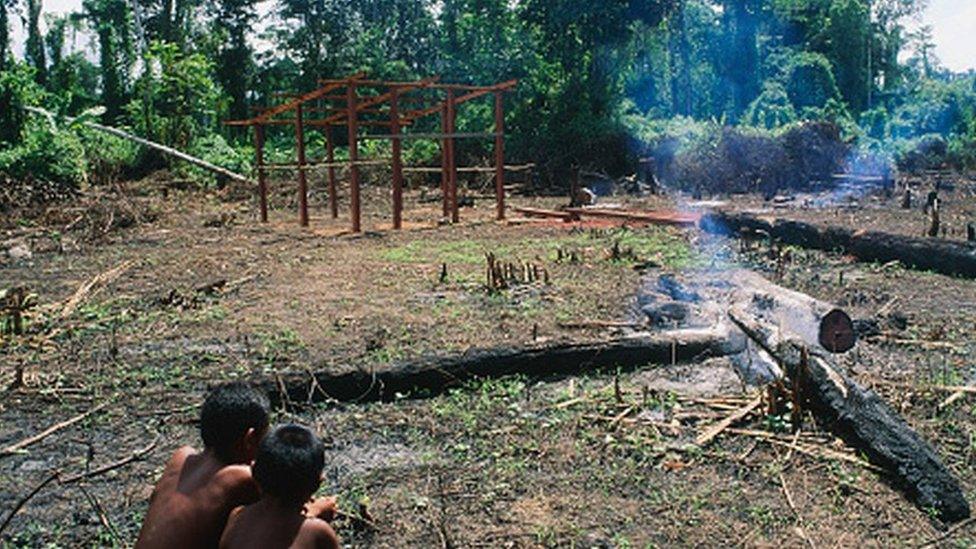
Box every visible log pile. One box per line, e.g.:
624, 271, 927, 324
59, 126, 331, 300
270, 266, 970, 523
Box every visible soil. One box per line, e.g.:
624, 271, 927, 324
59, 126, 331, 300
1, 172, 975, 547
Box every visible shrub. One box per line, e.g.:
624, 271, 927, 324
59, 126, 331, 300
0, 62, 44, 146
79, 125, 141, 186
648, 120, 849, 195
887, 78, 974, 139
0, 116, 88, 208
780, 51, 841, 111
184, 133, 251, 187
894, 134, 948, 171
744, 82, 797, 129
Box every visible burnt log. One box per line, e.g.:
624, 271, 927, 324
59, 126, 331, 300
702, 211, 976, 278
267, 328, 743, 404
730, 307, 971, 523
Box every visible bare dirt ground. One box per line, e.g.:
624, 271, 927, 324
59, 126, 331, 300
1, 173, 975, 547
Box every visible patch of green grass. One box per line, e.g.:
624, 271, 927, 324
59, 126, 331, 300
379, 227, 695, 269
380, 239, 489, 265
256, 326, 306, 367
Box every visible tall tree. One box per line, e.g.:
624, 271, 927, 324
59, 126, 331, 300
826, 0, 870, 112
668, 1, 691, 116
83, 0, 134, 121
0, 0, 13, 70
724, 0, 761, 118
211, 0, 256, 120
25, 0, 46, 84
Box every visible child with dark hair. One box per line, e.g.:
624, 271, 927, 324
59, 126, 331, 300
136, 382, 271, 549
219, 424, 340, 549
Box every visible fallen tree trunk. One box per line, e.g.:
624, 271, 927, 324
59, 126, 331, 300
24, 106, 250, 184
269, 327, 743, 404
729, 305, 971, 523
565, 207, 701, 227
702, 210, 976, 278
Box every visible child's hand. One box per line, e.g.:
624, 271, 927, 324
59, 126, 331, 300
305, 496, 338, 522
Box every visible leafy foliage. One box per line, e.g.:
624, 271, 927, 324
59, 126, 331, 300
745, 82, 798, 129
3, 0, 976, 193
128, 41, 226, 151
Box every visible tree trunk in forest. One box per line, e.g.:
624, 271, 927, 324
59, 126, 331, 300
728, 0, 759, 118
0, 0, 9, 72
25, 0, 47, 85
669, 2, 691, 116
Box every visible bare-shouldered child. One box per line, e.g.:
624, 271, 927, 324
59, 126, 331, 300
136, 382, 270, 549
219, 424, 340, 549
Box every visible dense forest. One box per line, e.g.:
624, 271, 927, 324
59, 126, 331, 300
1, 0, 974, 194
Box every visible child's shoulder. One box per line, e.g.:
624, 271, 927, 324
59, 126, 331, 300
214, 464, 258, 500
162, 445, 196, 472
215, 463, 252, 479
300, 517, 340, 549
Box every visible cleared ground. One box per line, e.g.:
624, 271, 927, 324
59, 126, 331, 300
1, 174, 974, 547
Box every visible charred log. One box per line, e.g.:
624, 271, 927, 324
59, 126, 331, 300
266, 328, 743, 405
702, 211, 976, 278
730, 307, 971, 524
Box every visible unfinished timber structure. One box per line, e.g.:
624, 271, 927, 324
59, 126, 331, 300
225, 73, 518, 231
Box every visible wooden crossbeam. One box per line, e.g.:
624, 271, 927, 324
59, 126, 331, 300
402, 79, 518, 123
316, 76, 439, 126
224, 72, 366, 126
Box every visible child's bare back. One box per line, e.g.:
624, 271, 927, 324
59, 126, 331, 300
136, 382, 271, 549
220, 500, 339, 549
219, 424, 340, 549
136, 446, 259, 549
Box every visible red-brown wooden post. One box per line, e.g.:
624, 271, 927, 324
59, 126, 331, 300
347, 83, 361, 233
254, 123, 268, 223
493, 91, 505, 220
325, 124, 338, 219
295, 103, 309, 227
446, 88, 459, 223
390, 89, 404, 230
440, 103, 449, 218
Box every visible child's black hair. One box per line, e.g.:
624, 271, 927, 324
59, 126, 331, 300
200, 382, 270, 463
252, 424, 325, 506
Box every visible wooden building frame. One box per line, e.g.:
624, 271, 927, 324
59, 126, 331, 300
225, 73, 518, 231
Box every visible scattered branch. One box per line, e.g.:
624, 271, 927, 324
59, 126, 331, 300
60, 438, 158, 485
0, 403, 107, 457
58, 261, 135, 320
0, 470, 61, 537
695, 394, 762, 447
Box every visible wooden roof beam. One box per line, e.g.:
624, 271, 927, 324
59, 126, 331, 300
224, 71, 366, 126
317, 76, 439, 126
402, 79, 518, 123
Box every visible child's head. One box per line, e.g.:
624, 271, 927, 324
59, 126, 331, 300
252, 424, 325, 507
200, 382, 270, 464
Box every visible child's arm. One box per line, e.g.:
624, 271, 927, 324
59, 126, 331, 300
305, 496, 337, 522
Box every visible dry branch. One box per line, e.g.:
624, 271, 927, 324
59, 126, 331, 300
0, 470, 61, 537
58, 261, 135, 320
695, 394, 763, 446
0, 403, 107, 457
60, 438, 158, 485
